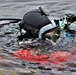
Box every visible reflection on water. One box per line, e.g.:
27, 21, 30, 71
0, 0, 76, 75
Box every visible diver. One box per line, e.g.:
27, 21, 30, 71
18, 7, 76, 45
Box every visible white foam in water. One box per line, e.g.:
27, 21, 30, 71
0, 20, 11, 24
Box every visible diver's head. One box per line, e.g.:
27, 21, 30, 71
19, 7, 59, 41
19, 7, 52, 40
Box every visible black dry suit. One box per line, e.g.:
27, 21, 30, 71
19, 7, 58, 40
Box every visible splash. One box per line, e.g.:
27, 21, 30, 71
13, 49, 75, 64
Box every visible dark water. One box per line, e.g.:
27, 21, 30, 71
0, 0, 76, 75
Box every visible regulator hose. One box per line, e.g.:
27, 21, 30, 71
0, 18, 21, 21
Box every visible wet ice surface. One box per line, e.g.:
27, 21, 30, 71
0, 0, 76, 75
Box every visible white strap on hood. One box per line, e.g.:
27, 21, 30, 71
39, 17, 57, 39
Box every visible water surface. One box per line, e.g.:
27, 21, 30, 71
0, 0, 76, 75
